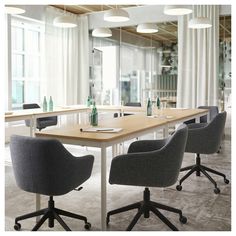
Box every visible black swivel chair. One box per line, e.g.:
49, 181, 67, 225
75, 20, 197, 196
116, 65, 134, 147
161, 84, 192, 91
10, 135, 94, 231
107, 124, 188, 231
114, 102, 142, 118
176, 112, 229, 194
23, 103, 58, 131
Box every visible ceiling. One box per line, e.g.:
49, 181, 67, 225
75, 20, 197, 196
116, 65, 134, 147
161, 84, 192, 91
51, 5, 138, 15
52, 5, 231, 43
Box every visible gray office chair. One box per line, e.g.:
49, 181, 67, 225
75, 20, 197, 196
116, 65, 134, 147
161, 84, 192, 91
114, 102, 141, 118
10, 135, 94, 231
107, 124, 188, 231
198, 106, 219, 123
176, 112, 229, 194
23, 103, 58, 131
184, 106, 219, 124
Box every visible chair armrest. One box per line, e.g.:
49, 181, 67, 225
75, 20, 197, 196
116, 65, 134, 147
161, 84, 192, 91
65, 154, 94, 188
128, 139, 168, 153
50, 145, 94, 195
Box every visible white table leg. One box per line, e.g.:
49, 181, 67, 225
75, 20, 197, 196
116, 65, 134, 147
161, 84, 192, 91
77, 113, 81, 124
207, 111, 210, 122
32, 116, 37, 137
112, 145, 116, 157
195, 116, 200, 123
36, 194, 41, 212
101, 146, 107, 231
163, 125, 169, 138
31, 116, 41, 222
30, 116, 34, 137
154, 131, 157, 140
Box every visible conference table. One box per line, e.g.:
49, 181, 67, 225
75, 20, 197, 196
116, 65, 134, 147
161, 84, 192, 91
35, 108, 209, 230
5, 105, 146, 135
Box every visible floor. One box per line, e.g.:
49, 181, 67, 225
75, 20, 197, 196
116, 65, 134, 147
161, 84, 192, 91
5, 112, 231, 231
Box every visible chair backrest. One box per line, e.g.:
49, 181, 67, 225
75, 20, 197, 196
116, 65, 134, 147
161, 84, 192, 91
23, 103, 40, 109
114, 102, 142, 118
153, 124, 188, 186
23, 103, 58, 129
198, 106, 219, 123
10, 135, 94, 196
109, 124, 188, 188
23, 103, 40, 127
125, 102, 141, 107
186, 111, 226, 154
184, 106, 219, 125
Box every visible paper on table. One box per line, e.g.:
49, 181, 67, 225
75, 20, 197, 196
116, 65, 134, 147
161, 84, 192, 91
147, 115, 174, 119
80, 127, 123, 133
5, 112, 13, 115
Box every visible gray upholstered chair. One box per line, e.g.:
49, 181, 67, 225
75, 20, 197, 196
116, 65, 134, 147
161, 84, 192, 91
10, 135, 94, 231
198, 106, 219, 123
107, 124, 188, 231
176, 112, 229, 194
23, 103, 58, 131
184, 106, 219, 124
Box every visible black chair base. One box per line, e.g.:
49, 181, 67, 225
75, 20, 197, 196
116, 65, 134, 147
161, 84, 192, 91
107, 188, 187, 231
14, 196, 91, 231
176, 154, 229, 194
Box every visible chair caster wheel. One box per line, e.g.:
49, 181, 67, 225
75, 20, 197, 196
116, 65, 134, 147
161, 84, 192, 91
224, 179, 229, 184
214, 188, 220, 194
179, 216, 187, 224
14, 223, 21, 231
84, 222, 91, 230
176, 185, 182, 191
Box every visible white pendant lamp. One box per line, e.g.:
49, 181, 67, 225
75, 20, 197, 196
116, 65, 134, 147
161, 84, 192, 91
92, 27, 112, 37
53, 15, 77, 28
137, 23, 158, 34
188, 17, 212, 29
164, 5, 192, 15
104, 8, 130, 22
5, 6, 25, 14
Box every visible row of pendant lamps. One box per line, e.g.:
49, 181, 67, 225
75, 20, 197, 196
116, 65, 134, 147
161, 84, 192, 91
5, 5, 212, 33
92, 5, 212, 37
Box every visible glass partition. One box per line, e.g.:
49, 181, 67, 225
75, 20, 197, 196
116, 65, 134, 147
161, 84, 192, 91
89, 26, 178, 107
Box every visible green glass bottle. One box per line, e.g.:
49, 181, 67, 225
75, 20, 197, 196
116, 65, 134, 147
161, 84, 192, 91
43, 96, 47, 112
87, 96, 91, 107
156, 96, 160, 109
147, 98, 152, 116
49, 96, 53, 111
90, 102, 98, 126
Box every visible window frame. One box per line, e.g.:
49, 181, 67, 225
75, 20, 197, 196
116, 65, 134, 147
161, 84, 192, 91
10, 16, 44, 110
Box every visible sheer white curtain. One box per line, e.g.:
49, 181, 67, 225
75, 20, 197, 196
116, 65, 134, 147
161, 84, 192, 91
42, 6, 89, 106
177, 5, 219, 108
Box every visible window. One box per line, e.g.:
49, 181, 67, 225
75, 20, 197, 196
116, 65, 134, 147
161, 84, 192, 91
11, 17, 43, 109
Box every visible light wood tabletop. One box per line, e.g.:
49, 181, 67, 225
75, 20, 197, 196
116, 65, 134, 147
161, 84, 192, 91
35, 113, 167, 142
35, 108, 208, 142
